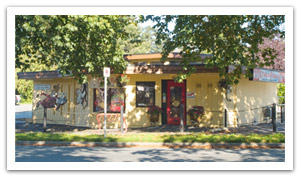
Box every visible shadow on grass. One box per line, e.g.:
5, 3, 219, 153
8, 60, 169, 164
161, 133, 285, 144
15, 132, 119, 143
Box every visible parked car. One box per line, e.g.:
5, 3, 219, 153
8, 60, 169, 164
15, 95, 21, 105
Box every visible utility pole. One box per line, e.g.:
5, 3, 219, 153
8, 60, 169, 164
272, 103, 277, 132
103, 67, 110, 138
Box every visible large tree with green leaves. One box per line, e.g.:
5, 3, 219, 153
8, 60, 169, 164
15, 56, 57, 102
16, 15, 135, 83
119, 24, 163, 54
142, 15, 285, 84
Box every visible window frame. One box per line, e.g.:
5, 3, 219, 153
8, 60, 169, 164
136, 81, 156, 108
93, 87, 126, 113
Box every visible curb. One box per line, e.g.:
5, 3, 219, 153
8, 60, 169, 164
16, 141, 285, 149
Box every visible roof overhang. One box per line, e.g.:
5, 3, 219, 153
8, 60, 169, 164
17, 71, 71, 80
124, 64, 218, 74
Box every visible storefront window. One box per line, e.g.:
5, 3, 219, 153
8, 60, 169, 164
136, 82, 155, 107
93, 88, 125, 113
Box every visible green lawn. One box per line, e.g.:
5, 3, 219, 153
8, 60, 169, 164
20, 100, 32, 104
15, 132, 285, 144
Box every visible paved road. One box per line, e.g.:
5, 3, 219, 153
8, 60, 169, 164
15, 104, 32, 119
15, 145, 285, 162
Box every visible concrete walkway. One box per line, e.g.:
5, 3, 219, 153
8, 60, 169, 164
16, 140, 285, 149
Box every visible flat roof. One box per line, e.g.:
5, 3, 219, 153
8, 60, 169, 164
17, 70, 71, 80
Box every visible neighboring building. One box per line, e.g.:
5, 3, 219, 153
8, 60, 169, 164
17, 53, 285, 129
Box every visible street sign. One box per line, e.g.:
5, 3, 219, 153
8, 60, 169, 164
103, 67, 110, 77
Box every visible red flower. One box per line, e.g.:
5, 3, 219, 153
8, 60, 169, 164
121, 74, 124, 77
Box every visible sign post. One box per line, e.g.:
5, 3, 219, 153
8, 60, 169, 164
103, 67, 110, 138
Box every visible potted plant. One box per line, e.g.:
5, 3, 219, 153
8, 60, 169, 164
187, 106, 205, 124
147, 105, 163, 124
117, 74, 130, 87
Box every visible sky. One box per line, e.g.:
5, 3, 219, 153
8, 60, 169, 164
140, 17, 175, 31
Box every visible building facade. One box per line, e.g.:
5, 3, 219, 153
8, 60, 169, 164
18, 53, 283, 129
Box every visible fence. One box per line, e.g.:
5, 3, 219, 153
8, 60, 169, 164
32, 105, 127, 132
182, 103, 285, 129
32, 102, 285, 133
224, 103, 285, 127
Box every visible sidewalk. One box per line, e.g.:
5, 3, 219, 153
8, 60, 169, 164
16, 121, 285, 135
16, 140, 285, 149
15, 122, 285, 149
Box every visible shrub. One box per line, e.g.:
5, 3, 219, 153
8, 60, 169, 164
187, 106, 205, 118
147, 105, 163, 116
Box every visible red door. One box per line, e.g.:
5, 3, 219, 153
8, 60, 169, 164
167, 81, 186, 125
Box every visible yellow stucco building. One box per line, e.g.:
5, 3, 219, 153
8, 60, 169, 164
18, 53, 284, 129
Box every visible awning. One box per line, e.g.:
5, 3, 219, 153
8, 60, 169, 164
17, 71, 70, 80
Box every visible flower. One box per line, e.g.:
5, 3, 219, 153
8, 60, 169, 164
147, 105, 163, 116
187, 106, 205, 119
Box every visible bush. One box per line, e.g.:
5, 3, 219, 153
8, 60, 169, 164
147, 106, 163, 116
187, 106, 205, 118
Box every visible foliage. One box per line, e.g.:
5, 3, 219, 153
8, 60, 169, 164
15, 132, 285, 143
187, 106, 205, 118
147, 105, 163, 116
15, 56, 57, 102
141, 15, 285, 84
119, 24, 163, 54
277, 83, 285, 104
117, 74, 130, 87
258, 35, 285, 70
16, 15, 134, 84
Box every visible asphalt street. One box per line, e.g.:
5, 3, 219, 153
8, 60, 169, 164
15, 103, 285, 163
15, 104, 32, 119
15, 145, 285, 162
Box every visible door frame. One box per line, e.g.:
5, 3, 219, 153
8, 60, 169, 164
161, 80, 186, 125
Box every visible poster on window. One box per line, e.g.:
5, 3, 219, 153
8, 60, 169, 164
94, 88, 125, 113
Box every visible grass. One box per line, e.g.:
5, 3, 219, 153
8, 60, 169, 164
20, 100, 32, 104
15, 132, 285, 144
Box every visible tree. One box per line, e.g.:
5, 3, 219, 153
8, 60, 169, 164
257, 35, 285, 104
119, 24, 162, 54
16, 15, 135, 84
258, 35, 285, 71
142, 15, 285, 84
15, 56, 57, 102
277, 83, 285, 104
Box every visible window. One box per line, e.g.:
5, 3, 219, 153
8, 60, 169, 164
34, 84, 51, 90
133, 62, 147, 66
150, 61, 163, 66
169, 61, 180, 65
93, 88, 125, 113
136, 82, 155, 107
